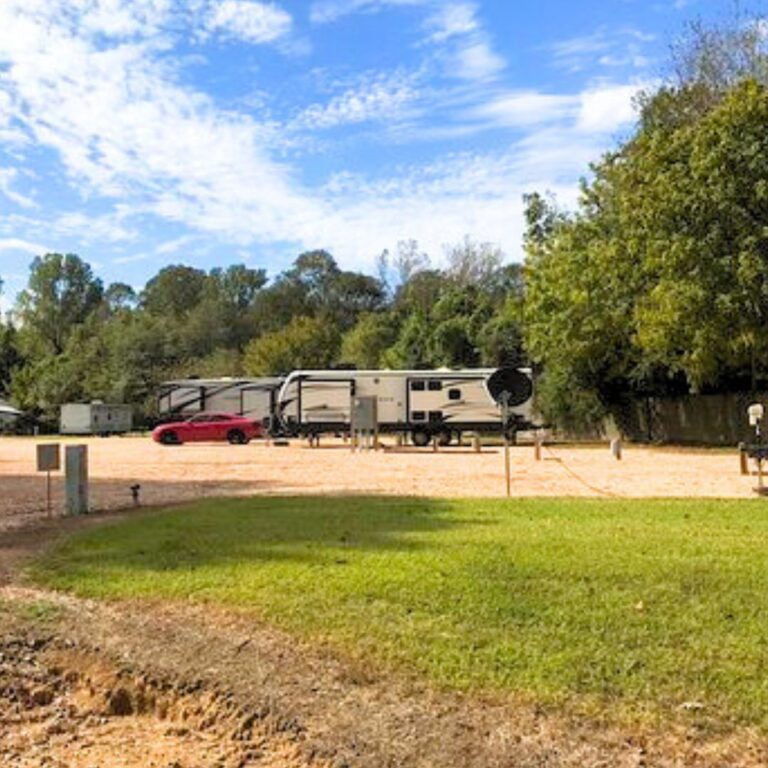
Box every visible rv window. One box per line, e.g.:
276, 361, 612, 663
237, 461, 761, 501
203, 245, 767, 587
448, 389, 461, 401
410, 381, 425, 391
428, 411, 443, 422
411, 411, 426, 421
428, 380, 442, 391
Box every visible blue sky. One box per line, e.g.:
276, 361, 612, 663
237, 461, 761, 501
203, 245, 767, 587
0, 0, 730, 304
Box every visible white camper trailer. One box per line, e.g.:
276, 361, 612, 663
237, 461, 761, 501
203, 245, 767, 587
60, 403, 133, 436
277, 367, 535, 446
158, 378, 284, 431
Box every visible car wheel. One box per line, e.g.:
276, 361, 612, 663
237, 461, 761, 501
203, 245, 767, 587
227, 429, 248, 445
411, 428, 431, 448
161, 431, 180, 445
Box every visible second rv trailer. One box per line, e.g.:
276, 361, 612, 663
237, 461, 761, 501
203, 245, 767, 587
158, 377, 284, 432
277, 367, 534, 445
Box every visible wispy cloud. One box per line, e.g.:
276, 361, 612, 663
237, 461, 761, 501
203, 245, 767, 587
422, 3, 505, 82
423, 2, 479, 42
293, 70, 421, 129
0, 168, 35, 209
548, 27, 656, 73
309, 0, 426, 25
156, 234, 199, 255
112, 253, 151, 265
203, 0, 293, 44
0, 238, 49, 255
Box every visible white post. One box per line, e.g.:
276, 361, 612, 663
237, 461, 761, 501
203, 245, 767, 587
65, 445, 89, 516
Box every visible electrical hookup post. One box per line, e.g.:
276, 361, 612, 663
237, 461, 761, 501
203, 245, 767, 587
65, 445, 89, 515
36, 443, 61, 517
745, 403, 768, 495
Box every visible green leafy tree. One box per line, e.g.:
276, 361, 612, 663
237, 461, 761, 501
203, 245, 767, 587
16, 254, 103, 355
0, 319, 21, 397
341, 313, 400, 369
243, 316, 340, 375
141, 265, 207, 319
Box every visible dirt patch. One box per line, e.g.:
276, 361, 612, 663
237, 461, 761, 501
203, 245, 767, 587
2, 587, 767, 768
0, 611, 328, 768
0, 436, 757, 531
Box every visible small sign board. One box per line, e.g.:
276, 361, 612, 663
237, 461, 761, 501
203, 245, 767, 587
37, 443, 61, 473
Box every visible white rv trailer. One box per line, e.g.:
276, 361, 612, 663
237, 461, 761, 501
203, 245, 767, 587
277, 367, 535, 446
158, 377, 284, 431
60, 403, 133, 436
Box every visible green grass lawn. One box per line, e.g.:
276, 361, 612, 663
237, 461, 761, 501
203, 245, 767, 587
30, 496, 768, 727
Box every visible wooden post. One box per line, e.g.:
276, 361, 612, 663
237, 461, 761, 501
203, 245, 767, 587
739, 444, 749, 476
534, 432, 543, 462
611, 438, 623, 461
473, 433, 481, 453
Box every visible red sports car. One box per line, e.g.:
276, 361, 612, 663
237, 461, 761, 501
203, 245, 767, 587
152, 413, 263, 445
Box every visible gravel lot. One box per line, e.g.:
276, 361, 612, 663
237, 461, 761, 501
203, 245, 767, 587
0, 435, 756, 528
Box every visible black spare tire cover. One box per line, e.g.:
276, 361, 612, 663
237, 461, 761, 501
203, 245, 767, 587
486, 367, 533, 407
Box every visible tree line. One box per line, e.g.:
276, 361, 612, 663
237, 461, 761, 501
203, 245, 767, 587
0, 240, 525, 426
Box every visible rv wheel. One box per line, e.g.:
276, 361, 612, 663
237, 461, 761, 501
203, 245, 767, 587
411, 428, 431, 448
227, 429, 249, 445
436, 428, 452, 447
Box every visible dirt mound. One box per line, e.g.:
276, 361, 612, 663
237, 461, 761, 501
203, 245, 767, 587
0, 625, 326, 768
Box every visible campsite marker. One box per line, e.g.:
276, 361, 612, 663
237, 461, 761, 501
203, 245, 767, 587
36, 443, 61, 517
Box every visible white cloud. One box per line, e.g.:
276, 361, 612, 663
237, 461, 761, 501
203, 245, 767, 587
424, 2, 478, 43
469, 82, 645, 135
577, 83, 644, 133
452, 39, 505, 81
0, 169, 35, 208
156, 234, 198, 254
205, 0, 292, 44
112, 253, 151, 265
310, 0, 425, 24
0, 238, 48, 255
420, 3, 505, 83
471, 91, 576, 128
294, 71, 419, 129
548, 27, 656, 73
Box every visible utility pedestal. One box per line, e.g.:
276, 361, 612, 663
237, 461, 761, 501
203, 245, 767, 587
351, 396, 378, 452
65, 445, 89, 516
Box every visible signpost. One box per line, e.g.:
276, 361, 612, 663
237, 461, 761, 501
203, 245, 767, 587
36, 444, 60, 517
485, 368, 533, 500
501, 393, 511, 498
